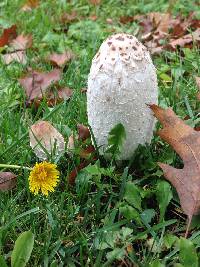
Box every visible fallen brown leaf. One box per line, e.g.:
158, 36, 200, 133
0, 172, 17, 191
68, 162, 88, 185
2, 34, 32, 65
21, 0, 39, 11
150, 104, 200, 237
168, 28, 200, 50
119, 16, 135, 24
2, 51, 27, 65
29, 121, 65, 160
19, 69, 62, 103
77, 124, 90, 141
0, 25, 17, 47
60, 11, 78, 24
131, 12, 200, 54
47, 51, 75, 67
79, 145, 95, 159
47, 87, 73, 106
11, 34, 32, 50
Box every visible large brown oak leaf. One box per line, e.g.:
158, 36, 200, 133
150, 104, 200, 237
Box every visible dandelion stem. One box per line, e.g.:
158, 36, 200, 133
0, 164, 32, 170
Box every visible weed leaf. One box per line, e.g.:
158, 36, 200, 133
11, 231, 34, 267
179, 237, 198, 267
156, 180, 173, 222
106, 123, 126, 158
124, 182, 142, 211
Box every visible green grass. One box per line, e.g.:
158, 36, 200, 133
0, 0, 200, 266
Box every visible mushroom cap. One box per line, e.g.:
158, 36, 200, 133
87, 33, 158, 160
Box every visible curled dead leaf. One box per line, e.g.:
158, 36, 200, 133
29, 121, 65, 160
0, 172, 17, 191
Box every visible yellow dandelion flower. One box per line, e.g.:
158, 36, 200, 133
29, 161, 59, 196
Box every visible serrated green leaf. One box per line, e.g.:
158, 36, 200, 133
11, 231, 34, 267
179, 237, 198, 267
156, 180, 172, 221
106, 123, 126, 157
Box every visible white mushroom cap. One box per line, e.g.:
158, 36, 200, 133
87, 33, 158, 160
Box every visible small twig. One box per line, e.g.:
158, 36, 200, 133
185, 215, 192, 238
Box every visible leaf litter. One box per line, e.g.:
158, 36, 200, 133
120, 12, 200, 54
18, 68, 62, 103
2, 33, 32, 65
0, 172, 17, 191
29, 121, 65, 160
150, 104, 200, 237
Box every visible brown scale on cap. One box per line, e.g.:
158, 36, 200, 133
116, 36, 125, 41
92, 33, 148, 66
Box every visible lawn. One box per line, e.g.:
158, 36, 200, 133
0, 0, 200, 266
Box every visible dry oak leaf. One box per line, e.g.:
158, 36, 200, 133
0, 25, 17, 47
150, 104, 200, 237
0, 172, 17, 191
19, 68, 62, 102
29, 121, 65, 160
47, 51, 75, 67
